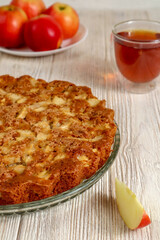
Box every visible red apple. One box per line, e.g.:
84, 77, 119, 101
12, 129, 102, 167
24, 15, 63, 51
0, 5, 28, 48
43, 2, 79, 39
10, 0, 46, 19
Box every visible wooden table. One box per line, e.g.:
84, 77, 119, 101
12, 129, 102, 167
0, 6, 160, 240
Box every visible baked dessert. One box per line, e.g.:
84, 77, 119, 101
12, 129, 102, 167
0, 75, 117, 205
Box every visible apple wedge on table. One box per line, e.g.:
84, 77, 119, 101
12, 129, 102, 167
115, 178, 151, 230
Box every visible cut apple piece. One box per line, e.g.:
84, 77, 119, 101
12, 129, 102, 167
115, 178, 151, 230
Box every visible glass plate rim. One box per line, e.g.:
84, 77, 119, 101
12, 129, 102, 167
0, 124, 120, 215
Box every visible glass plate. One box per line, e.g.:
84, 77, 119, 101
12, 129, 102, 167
0, 24, 88, 57
0, 125, 120, 215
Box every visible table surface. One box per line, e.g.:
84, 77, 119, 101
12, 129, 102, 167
0, 3, 160, 240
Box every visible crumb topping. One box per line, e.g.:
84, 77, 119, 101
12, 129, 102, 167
0, 75, 117, 204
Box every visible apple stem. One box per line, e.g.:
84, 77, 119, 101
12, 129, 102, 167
59, 7, 66, 11
8, 6, 14, 11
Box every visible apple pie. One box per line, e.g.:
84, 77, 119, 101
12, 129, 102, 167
0, 75, 117, 204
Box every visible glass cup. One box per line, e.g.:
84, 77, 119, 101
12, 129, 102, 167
111, 19, 160, 93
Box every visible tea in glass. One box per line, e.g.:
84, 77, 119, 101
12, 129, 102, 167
112, 20, 160, 93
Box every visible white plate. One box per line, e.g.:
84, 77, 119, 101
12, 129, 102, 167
0, 23, 88, 57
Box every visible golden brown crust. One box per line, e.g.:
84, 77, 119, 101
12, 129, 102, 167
0, 75, 117, 204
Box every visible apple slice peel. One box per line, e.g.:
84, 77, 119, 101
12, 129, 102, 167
115, 178, 151, 230
136, 209, 151, 229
